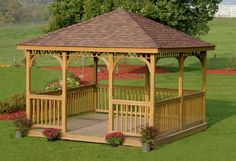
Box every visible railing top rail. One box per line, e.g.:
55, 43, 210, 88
112, 99, 150, 106
183, 91, 205, 99
30, 94, 62, 100
156, 97, 181, 106
36, 84, 96, 95
98, 84, 199, 93
67, 84, 96, 92
98, 84, 145, 90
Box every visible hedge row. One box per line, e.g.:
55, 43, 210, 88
0, 94, 26, 114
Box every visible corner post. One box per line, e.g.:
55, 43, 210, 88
93, 57, 98, 112
25, 50, 31, 119
201, 51, 207, 123
145, 65, 150, 101
62, 52, 68, 133
108, 54, 114, 132
178, 53, 185, 130
149, 54, 156, 126
93, 57, 98, 84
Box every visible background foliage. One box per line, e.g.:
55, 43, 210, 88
0, 0, 51, 24
45, 0, 222, 36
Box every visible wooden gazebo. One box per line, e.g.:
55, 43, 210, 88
17, 9, 214, 146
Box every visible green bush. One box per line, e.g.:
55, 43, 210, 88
45, 72, 80, 91
0, 101, 11, 114
0, 94, 26, 114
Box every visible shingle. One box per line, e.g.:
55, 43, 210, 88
19, 9, 214, 49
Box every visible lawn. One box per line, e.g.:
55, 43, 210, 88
0, 18, 236, 161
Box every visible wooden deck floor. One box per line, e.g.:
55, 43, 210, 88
67, 113, 108, 137
28, 113, 207, 147
28, 113, 142, 146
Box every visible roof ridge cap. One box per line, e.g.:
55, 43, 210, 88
126, 11, 160, 48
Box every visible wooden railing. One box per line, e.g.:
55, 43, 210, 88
67, 85, 96, 116
96, 85, 197, 112
112, 99, 150, 135
96, 85, 146, 112
31, 84, 204, 135
37, 85, 96, 116
30, 94, 62, 128
113, 85, 146, 101
155, 97, 181, 133
96, 85, 109, 112
154, 91, 205, 135
156, 88, 178, 100
183, 92, 204, 127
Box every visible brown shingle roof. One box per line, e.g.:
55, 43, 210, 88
18, 9, 214, 51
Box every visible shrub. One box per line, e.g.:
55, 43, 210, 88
0, 101, 11, 114
13, 117, 32, 135
140, 126, 160, 147
8, 94, 26, 110
45, 72, 80, 91
0, 93, 26, 114
105, 132, 125, 147
42, 128, 61, 141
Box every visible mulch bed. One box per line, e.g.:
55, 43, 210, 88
45, 64, 172, 85
0, 111, 26, 121
207, 68, 236, 75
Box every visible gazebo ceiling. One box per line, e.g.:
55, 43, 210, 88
17, 9, 214, 53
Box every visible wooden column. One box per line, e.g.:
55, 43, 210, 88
61, 52, 68, 133
178, 53, 185, 129
149, 55, 156, 126
93, 57, 98, 84
25, 50, 31, 119
93, 57, 98, 112
108, 54, 114, 132
145, 65, 150, 101
201, 51, 207, 123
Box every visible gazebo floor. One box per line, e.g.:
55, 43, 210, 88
67, 113, 108, 137
28, 113, 207, 147
28, 113, 142, 147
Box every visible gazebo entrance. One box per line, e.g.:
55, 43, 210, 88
17, 9, 214, 146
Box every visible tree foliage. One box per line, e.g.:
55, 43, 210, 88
0, 0, 50, 24
0, 0, 22, 24
45, 0, 222, 36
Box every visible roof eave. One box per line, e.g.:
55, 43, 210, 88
16, 44, 159, 54
17, 44, 215, 54
158, 46, 215, 53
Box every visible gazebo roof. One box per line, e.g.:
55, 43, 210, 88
17, 9, 214, 53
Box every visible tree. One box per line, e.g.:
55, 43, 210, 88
44, 0, 84, 32
45, 0, 222, 36
0, 0, 22, 24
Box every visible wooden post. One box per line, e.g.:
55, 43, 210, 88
145, 65, 150, 101
25, 50, 31, 119
93, 57, 98, 84
62, 52, 68, 133
108, 54, 114, 132
201, 51, 207, 123
93, 57, 98, 112
178, 53, 184, 130
149, 55, 156, 126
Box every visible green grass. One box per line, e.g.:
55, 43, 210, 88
0, 23, 43, 65
0, 19, 236, 161
0, 67, 61, 99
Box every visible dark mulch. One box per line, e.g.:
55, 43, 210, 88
0, 111, 26, 121
208, 68, 236, 75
